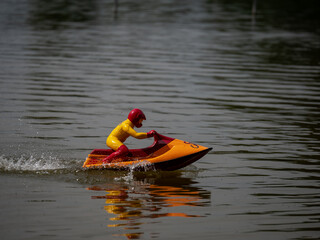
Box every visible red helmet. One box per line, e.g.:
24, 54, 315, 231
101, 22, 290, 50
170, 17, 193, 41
128, 108, 146, 128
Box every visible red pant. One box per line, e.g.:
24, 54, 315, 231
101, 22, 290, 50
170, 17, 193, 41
103, 145, 129, 163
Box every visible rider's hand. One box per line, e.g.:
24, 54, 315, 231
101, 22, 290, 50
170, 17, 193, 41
147, 130, 157, 138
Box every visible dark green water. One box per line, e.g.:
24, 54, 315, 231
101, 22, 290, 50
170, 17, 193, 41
0, 0, 319, 239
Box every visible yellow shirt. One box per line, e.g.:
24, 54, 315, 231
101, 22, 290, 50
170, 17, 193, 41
106, 119, 147, 150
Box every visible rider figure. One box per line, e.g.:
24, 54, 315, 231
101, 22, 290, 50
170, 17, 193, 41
103, 109, 156, 163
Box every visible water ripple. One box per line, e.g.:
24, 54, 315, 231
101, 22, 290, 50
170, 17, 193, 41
0, 0, 319, 239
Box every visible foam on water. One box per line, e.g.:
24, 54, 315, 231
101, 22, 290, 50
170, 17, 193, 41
0, 154, 69, 173
112, 161, 156, 182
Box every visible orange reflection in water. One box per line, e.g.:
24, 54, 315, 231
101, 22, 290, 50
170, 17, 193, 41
87, 181, 210, 239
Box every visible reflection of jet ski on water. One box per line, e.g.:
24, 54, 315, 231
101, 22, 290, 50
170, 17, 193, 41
82, 133, 212, 171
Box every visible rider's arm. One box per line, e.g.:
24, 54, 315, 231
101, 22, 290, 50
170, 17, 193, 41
122, 124, 148, 139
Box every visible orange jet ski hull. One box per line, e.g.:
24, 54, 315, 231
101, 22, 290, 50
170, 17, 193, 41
82, 134, 211, 171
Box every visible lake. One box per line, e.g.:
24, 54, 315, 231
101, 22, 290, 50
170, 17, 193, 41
0, 0, 319, 239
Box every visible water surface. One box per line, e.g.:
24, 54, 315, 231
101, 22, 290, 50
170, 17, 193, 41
0, 0, 319, 239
